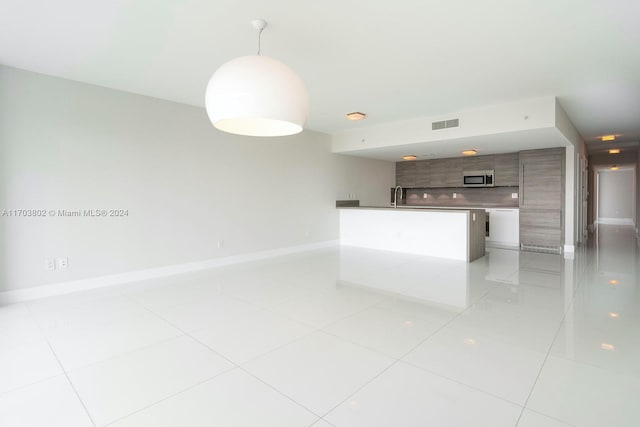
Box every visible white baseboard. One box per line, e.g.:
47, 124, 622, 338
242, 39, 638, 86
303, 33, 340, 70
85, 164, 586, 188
596, 218, 634, 225
0, 240, 339, 305
563, 244, 575, 259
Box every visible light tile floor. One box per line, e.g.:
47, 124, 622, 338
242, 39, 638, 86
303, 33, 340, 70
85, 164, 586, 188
0, 224, 638, 426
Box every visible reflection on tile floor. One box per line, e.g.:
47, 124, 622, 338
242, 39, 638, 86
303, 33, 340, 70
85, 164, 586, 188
0, 224, 638, 426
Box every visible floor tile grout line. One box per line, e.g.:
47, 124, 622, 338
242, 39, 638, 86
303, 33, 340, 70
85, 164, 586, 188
393, 281, 500, 361
237, 366, 325, 420
261, 292, 395, 332
319, 357, 399, 420
322, 271, 576, 420
319, 282, 502, 420
129, 291, 336, 374
128, 295, 326, 421
181, 317, 326, 419
118, 293, 317, 425
233, 326, 322, 366
137, 286, 417, 424
51, 294, 253, 425
314, 417, 336, 427
38, 292, 190, 372
512, 268, 587, 427
519, 407, 579, 427
318, 329, 407, 360
44, 341, 99, 427
66, 333, 187, 373
0, 372, 67, 398
22, 303, 98, 427
28, 297, 174, 343
102, 366, 238, 426
399, 358, 526, 408
124, 295, 243, 368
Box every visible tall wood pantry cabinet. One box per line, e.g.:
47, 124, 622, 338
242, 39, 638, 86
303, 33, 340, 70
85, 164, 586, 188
519, 148, 565, 252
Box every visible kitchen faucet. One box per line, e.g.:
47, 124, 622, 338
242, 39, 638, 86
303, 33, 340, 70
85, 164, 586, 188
392, 185, 403, 208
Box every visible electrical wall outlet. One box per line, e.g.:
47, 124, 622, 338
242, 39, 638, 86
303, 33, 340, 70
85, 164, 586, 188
511, 193, 518, 199
423, 193, 428, 199
45, 258, 56, 271
217, 240, 224, 249
57, 257, 68, 269
453, 193, 457, 199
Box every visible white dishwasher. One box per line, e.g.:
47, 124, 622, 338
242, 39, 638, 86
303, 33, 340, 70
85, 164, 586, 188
486, 208, 519, 248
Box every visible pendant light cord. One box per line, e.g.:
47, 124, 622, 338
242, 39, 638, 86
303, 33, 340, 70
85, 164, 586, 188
257, 26, 263, 55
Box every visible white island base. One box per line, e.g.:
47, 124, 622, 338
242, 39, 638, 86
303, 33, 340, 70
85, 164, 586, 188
339, 207, 486, 262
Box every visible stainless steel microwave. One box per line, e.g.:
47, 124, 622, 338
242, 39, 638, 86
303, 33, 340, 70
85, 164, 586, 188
463, 170, 494, 187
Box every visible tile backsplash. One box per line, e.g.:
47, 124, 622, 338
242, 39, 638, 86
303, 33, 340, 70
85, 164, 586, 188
401, 186, 519, 208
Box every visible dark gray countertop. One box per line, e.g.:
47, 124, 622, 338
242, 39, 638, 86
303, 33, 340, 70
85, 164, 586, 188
338, 205, 518, 211
337, 206, 487, 213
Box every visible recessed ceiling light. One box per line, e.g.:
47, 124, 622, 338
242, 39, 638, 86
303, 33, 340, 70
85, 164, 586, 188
610, 165, 620, 171
346, 112, 366, 121
600, 343, 615, 351
461, 149, 477, 156
463, 338, 476, 345
403, 155, 417, 161
609, 279, 619, 285
609, 149, 620, 154
601, 135, 616, 141
609, 312, 620, 318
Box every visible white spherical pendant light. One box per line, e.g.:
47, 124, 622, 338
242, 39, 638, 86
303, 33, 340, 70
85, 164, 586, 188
205, 20, 309, 137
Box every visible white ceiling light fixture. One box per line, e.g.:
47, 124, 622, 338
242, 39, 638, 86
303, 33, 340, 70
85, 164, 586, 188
205, 19, 309, 137
346, 112, 367, 121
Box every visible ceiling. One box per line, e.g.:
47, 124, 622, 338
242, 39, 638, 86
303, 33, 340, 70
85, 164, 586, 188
2, 0, 639, 154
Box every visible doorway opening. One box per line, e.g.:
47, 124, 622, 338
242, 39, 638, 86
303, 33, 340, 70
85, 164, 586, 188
594, 165, 636, 228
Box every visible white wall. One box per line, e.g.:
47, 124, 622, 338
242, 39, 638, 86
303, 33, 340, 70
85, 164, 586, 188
597, 169, 635, 223
0, 66, 395, 292
555, 98, 586, 252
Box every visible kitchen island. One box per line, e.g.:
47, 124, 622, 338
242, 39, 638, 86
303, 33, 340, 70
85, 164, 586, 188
338, 206, 486, 262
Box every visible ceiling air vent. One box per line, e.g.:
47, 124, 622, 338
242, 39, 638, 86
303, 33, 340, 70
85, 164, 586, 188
432, 118, 460, 130
446, 118, 459, 128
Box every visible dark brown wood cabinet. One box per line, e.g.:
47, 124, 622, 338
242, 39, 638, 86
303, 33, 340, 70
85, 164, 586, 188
493, 153, 519, 187
396, 161, 417, 187
396, 152, 518, 189
415, 160, 431, 187
462, 156, 478, 171
445, 158, 463, 187
519, 148, 565, 252
396, 158, 463, 188
462, 155, 494, 171
476, 156, 494, 171
428, 159, 447, 187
